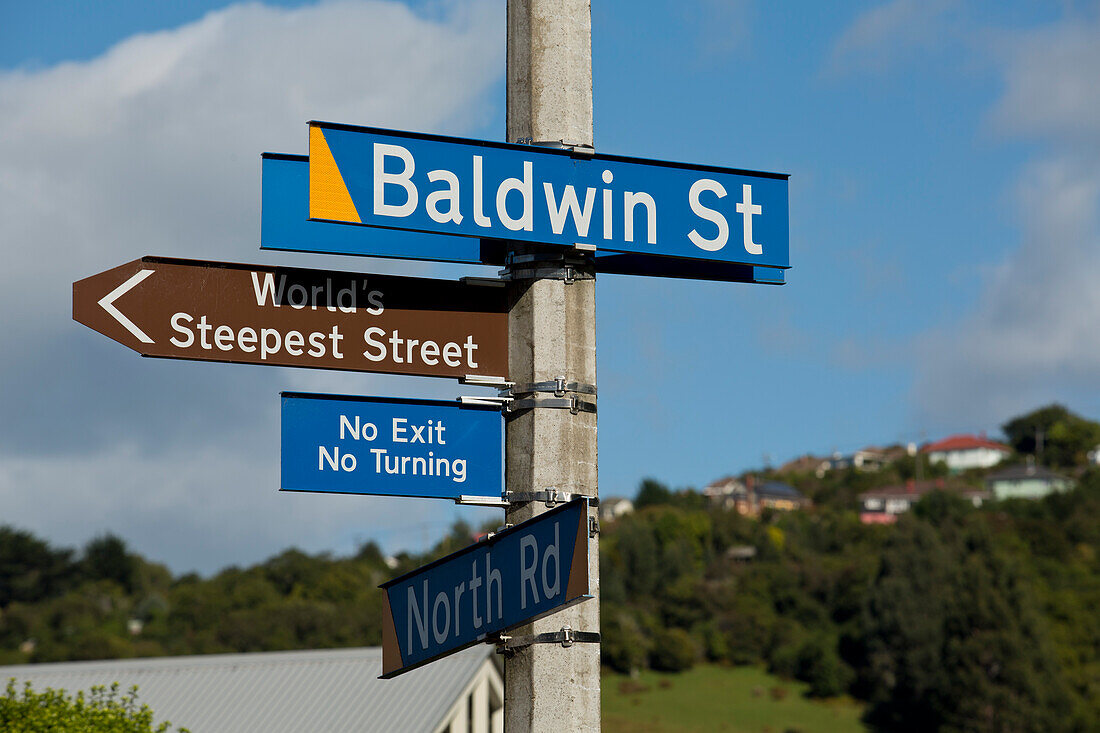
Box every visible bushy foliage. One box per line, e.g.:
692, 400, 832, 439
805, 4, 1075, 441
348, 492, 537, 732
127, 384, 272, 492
1002, 404, 1100, 468
0, 680, 187, 732
649, 628, 698, 672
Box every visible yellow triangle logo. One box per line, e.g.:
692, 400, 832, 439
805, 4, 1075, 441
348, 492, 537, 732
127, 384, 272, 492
309, 126, 361, 223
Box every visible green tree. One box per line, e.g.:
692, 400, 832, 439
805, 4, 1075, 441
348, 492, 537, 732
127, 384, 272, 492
601, 604, 650, 674
649, 627, 698, 672
634, 478, 672, 508
1002, 404, 1100, 467
858, 514, 1075, 732
82, 535, 138, 594
0, 527, 76, 607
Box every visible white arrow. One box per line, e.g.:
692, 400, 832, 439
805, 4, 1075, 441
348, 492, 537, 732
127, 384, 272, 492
98, 269, 155, 344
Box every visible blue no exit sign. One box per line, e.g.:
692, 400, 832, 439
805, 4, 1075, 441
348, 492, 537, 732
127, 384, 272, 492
280, 392, 503, 501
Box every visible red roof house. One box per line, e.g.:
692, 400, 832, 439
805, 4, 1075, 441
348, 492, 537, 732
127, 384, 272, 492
922, 434, 1011, 472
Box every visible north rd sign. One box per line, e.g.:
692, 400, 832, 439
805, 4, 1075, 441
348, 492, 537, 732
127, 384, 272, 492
308, 123, 790, 270
379, 498, 592, 678
73, 257, 508, 379
262, 152, 785, 284
281, 392, 503, 500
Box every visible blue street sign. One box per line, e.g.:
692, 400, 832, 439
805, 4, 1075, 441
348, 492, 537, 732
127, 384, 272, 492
262, 153, 496, 266
261, 153, 785, 284
281, 392, 503, 500
379, 498, 591, 677
308, 122, 790, 270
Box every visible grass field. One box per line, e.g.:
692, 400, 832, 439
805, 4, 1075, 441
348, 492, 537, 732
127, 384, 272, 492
602, 665, 867, 733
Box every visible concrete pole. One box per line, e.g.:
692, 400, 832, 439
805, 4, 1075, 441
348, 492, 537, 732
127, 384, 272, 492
504, 1, 599, 731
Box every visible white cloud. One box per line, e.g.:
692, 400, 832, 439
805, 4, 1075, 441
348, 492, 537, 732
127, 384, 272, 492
0, 0, 504, 572
828, 0, 958, 75
992, 19, 1100, 144
911, 18, 1100, 430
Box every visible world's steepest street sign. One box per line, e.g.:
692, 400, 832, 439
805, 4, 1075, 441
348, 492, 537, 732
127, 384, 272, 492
379, 498, 592, 678
308, 122, 789, 270
72, 257, 508, 379
281, 392, 503, 501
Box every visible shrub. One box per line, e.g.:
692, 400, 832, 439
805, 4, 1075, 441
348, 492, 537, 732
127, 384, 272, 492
0, 679, 188, 732
601, 607, 650, 674
649, 628, 698, 672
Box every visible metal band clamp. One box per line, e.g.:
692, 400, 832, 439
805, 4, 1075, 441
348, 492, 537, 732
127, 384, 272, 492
511, 377, 596, 398
508, 396, 596, 415
506, 488, 596, 506
500, 251, 594, 283
495, 626, 601, 655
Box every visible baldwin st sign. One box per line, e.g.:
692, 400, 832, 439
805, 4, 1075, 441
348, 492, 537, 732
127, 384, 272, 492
379, 498, 592, 678
281, 392, 503, 501
309, 122, 789, 270
73, 257, 508, 379
263, 152, 784, 283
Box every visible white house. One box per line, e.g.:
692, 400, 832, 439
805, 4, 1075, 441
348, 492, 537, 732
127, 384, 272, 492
599, 497, 634, 522
923, 434, 1012, 472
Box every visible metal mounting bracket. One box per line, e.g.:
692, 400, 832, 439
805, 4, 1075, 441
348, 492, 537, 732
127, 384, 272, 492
482, 524, 513, 541
494, 626, 601, 655
459, 276, 507, 288
454, 495, 510, 508
462, 375, 515, 388
530, 140, 596, 157
457, 395, 512, 408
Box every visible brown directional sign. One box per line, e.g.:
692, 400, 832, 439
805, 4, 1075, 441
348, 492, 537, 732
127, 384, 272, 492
73, 256, 508, 379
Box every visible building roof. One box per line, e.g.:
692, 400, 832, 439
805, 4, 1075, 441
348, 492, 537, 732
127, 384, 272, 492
986, 464, 1068, 482
922, 434, 1011, 454
0, 645, 496, 733
756, 481, 805, 500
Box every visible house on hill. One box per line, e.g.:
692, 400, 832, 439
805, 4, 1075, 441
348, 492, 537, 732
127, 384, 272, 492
985, 463, 1072, 500
599, 497, 634, 522
756, 481, 811, 512
859, 479, 991, 524
0, 646, 503, 733
702, 475, 746, 508
923, 434, 1012, 472
808, 445, 910, 478
702, 476, 809, 516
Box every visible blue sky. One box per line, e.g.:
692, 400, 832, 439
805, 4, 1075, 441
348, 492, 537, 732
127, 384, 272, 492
3, 0, 1099, 573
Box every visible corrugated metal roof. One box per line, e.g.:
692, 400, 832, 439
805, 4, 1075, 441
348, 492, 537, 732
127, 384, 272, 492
0, 645, 496, 732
